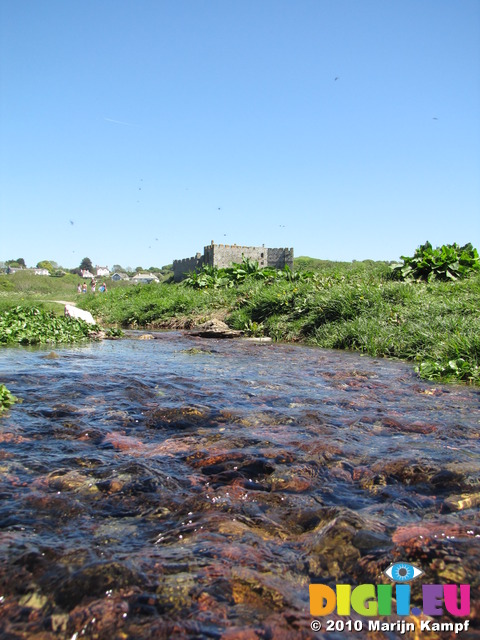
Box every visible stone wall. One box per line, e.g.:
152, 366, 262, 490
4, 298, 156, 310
173, 253, 204, 282
267, 247, 294, 269
210, 245, 269, 269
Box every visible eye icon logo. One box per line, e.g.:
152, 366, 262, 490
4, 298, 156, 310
384, 562, 424, 583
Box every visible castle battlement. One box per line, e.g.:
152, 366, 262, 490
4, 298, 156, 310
173, 256, 198, 265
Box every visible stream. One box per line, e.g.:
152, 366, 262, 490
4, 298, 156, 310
0, 332, 478, 638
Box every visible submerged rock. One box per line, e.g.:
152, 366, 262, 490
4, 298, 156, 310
55, 561, 146, 609
44, 351, 60, 359
352, 528, 393, 552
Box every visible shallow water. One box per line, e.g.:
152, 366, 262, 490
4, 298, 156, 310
0, 333, 478, 639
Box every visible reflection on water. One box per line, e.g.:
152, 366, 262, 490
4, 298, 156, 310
0, 333, 478, 638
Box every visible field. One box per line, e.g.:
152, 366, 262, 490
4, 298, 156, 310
0, 271, 129, 313
1, 260, 479, 385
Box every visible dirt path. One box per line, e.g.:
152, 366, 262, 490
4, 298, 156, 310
50, 300, 77, 306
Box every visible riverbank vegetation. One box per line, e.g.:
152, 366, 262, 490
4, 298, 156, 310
0, 384, 17, 412
1, 247, 479, 385
73, 254, 480, 385
390, 241, 480, 282
0, 306, 99, 346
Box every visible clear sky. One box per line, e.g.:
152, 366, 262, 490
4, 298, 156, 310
1, 0, 479, 270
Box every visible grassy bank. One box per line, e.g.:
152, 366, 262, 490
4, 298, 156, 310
73, 261, 480, 385
1, 262, 478, 385
77, 282, 237, 328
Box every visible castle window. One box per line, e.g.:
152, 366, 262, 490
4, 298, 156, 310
261, 253, 264, 258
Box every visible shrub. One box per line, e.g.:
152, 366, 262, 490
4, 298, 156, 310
0, 306, 96, 345
182, 258, 315, 290
391, 242, 480, 282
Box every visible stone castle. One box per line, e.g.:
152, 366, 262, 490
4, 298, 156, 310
173, 241, 294, 282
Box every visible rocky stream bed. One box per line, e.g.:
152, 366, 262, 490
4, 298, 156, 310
0, 333, 478, 639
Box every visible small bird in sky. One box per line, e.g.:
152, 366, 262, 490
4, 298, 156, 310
69, 220, 74, 225
334, 76, 339, 81
433, 117, 439, 120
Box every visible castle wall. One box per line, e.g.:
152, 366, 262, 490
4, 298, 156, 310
173, 254, 203, 282
173, 244, 294, 281
210, 245, 269, 269
267, 247, 294, 269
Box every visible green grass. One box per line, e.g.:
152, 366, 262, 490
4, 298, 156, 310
78, 282, 238, 327
0, 271, 134, 314
0, 271, 79, 296
226, 270, 480, 384
0, 271, 79, 314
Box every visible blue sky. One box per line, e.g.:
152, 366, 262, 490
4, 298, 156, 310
1, 0, 479, 270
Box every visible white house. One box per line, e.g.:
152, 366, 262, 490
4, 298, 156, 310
80, 269, 95, 279
34, 268, 50, 276
96, 266, 110, 277
131, 273, 159, 284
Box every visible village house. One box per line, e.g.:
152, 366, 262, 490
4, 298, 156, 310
6, 266, 49, 276
131, 273, 159, 284
96, 266, 110, 277
6, 266, 25, 274
111, 272, 130, 282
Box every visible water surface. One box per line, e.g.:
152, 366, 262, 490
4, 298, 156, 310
0, 334, 478, 638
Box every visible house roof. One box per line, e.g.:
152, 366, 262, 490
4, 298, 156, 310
132, 273, 159, 281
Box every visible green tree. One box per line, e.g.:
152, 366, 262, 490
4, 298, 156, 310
36, 260, 54, 273
6, 258, 26, 268
79, 257, 94, 272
